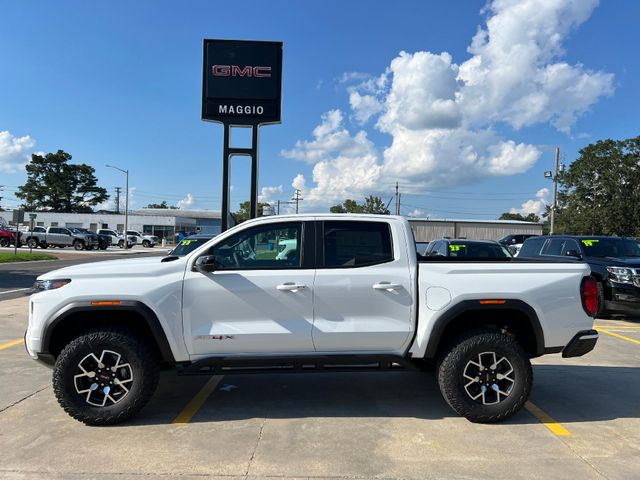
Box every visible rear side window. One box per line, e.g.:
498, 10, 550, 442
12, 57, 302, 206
542, 238, 564, 256
518, 237, 545, 257
323, 221, 393, 268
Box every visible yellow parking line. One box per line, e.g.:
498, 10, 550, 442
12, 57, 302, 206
172, 375, 224, 424
525, 401, 571, 436
594, 325, 640, 329
0, 338, 24, 350
595, 328, 640, 345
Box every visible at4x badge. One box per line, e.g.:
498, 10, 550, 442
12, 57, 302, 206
195, 335, 235, 341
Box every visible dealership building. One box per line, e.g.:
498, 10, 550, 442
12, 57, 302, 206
408, 218, 543, 242
10, 209, 225, 242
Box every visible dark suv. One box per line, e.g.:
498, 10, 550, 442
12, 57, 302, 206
519, 235, 640, 318
423, 238, 511, 259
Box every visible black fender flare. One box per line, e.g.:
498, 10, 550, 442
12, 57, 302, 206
42, 300, 175, 363
423, 299, 545, 358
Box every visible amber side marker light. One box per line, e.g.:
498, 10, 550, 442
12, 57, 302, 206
479, 300, 507, 305
91, 301, 122, 306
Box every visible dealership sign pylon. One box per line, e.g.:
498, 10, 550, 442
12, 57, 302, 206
202, 39, 283, 231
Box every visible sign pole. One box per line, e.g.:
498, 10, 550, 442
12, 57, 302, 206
221, 124, 231, 232
250, 125, 259, 219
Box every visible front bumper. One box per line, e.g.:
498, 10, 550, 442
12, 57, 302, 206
604, 282, 640, 316
562, 329, 598, 358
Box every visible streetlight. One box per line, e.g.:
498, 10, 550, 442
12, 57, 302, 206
106, 164, 129, 250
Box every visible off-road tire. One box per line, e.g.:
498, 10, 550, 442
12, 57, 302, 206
0, 237, 9, 247
73, 240, 85, 251
437, 331, 532, 423
53, 329, 160, 425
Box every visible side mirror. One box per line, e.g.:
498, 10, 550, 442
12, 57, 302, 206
565, 249, 582, 259
193, 255, 219, 273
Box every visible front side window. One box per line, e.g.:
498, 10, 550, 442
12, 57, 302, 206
542, 238, 565, 256
209, 222, 301, 269
323, 221, 393, 268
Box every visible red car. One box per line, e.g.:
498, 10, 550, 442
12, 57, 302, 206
0, 227, 21, 247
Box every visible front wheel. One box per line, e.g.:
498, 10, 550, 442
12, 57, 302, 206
142, 240, 150, 248
27, 238, 38, 249
73, 240, 85, 251
52, 329, 160, 425
437, 331, 532, 423
0, 237, 9, 247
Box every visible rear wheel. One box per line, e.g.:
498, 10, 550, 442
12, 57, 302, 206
52, 329, 159, 425
27, 238, 38, 248
437, 331, 532, 423
118, 240, 124, 248
0, 237, 9, 247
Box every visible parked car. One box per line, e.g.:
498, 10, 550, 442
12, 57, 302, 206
27, 215, 598, 425
169, 234, 216, 256
126, 230, 158, 248
424, 238, 512, 258
71, 228, 111, 250
23, 226, 99, 250
518, 235, 640, 318
97, 229, 135, 248
498, 234, 539, 257
0, 226, 21, 247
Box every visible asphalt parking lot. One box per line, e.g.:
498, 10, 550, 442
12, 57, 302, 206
1, 295, 639, 480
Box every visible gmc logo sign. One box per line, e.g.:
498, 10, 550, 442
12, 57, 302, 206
212, 65, 272, 78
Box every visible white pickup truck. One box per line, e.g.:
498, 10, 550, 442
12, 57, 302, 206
25, 215, 599, 425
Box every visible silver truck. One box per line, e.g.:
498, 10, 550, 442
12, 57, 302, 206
23, 226, 99, 250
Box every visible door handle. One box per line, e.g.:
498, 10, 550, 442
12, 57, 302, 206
277, 282, 307, 292
372, 282, 402, 291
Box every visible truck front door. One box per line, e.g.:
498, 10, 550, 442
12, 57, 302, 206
312, 220, 414, 353
182, 221, 315, 355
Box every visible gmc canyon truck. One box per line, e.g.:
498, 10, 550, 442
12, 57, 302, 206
25, 215, 600, 425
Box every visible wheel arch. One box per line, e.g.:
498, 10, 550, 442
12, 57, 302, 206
43, 301, 175, 365
423, 300, 545, 360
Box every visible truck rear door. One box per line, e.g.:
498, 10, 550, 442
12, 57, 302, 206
312, 219, 414, 353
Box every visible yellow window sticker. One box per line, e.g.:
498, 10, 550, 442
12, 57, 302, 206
180, 239, 194, 246
449, 244, 466, 252
581, 239, 599, 247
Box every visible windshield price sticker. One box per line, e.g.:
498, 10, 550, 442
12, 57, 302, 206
581, 239, 600, 247
180, 240, 195, 246
450, 245, 466, 252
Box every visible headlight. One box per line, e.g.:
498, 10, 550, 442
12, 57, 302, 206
34, 279, 72, 291
607, 267, 633, 284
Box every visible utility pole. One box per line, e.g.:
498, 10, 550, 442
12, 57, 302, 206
0, 185, 4, 211
395, 182, 400, 216
292, 189, 303, 214
550, 146, 560, 235
114, 187, 121, 214
107, 165, 129, 250
277, 200, 280, 215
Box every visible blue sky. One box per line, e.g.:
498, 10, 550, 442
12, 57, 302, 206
1, 0, 639, 219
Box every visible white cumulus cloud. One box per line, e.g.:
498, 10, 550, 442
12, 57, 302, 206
0, 131, 36, 173
284, 0, 614, 208
259, 185, 284, 202
510, 187, 550, 217
176, 193, 194, 209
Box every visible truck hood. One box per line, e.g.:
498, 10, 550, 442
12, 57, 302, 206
587, 256, 640, 268
37, 256, 186, 281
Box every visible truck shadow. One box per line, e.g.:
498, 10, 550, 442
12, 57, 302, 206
123, 364, 640, 427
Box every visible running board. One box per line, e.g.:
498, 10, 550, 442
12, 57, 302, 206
177, 354, 418, 376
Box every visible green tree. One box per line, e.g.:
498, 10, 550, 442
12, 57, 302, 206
554, 136, 640, 236
145, 201, 178, 209
499, 212, 540, 223
330, 195, 390, 214
233, 201, 268, 224
16, 150, 108, 212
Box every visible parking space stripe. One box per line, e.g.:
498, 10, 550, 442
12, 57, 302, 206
172, 375, 224, 424
594, 326, 640, 329
525, 401, 571, 436
595, 328, 640, 345
0, 338, 24, 350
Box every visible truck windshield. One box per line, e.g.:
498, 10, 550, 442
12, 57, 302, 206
449, 242, 511, 258
170, 237, 213, 256
580, 238, 640, 258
